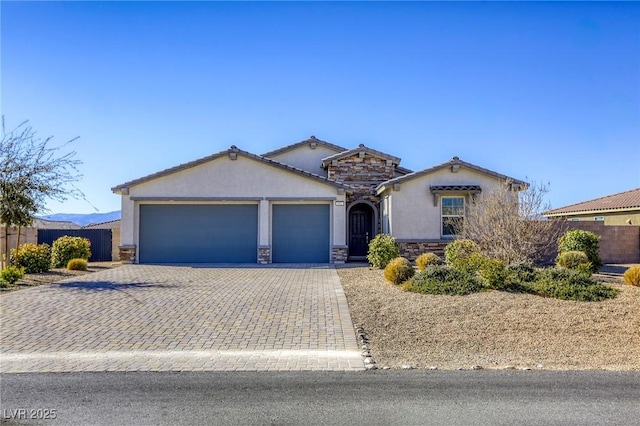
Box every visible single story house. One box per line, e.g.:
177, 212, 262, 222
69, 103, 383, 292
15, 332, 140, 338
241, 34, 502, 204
112, 137, 526, 264
543, 187, 640, 226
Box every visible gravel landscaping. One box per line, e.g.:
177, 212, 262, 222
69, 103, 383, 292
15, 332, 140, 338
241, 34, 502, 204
0, 262, 122, 292
337, 265, 640, 371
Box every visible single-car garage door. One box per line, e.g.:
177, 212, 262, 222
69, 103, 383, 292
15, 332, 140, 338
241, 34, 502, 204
139, 204, 258, 263
272, 204, 330, 263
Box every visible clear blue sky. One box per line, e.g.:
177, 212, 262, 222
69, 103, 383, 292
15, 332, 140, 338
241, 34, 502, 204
2, 1, 639, 214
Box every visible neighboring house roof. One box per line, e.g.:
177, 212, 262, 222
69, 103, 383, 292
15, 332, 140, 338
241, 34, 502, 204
543, 187, 640, 217
85, 219, 121, 229
261, 136, 347, 158
321, 144, 402, 168
31, 218, 82, 229
376, 156, 528, 194
112, 145, 353, 194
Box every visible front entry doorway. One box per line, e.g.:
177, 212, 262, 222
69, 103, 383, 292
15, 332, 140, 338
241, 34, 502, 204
348, 203, 375, 259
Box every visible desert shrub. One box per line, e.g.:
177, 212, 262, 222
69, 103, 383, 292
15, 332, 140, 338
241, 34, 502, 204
527, 267, 618, 302
444, 239, 480, 266
1, 266, 25, 287
623, 265, 640, 287
367, 234, 399, 269
404, 265, 484, 296
51, 236, 91, 268
67, 258, 88, 271
384, 257, 415, 284
506, 262, 538, 283
556, 250, 592, 275
478, 258, 508, 289
452, 251, 489, 274
415, 252, 443, 270
10, 243, 52, 273
558, 230, 602, 273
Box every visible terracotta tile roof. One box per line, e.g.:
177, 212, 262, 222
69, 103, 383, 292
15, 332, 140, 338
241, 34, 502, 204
543, 187, 640, 216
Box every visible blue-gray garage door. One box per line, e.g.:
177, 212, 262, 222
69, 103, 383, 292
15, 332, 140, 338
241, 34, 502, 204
139, 204, 258, 263
272, 204, 330, 263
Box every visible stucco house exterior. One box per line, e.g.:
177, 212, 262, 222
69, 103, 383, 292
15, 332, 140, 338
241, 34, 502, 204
112, 137, 526, 264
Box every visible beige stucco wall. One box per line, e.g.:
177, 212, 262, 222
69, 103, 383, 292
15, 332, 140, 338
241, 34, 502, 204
266, 144, 340, 177
557, 211, 640, 226
381, 167, 511, 240
118, 154, 347, 261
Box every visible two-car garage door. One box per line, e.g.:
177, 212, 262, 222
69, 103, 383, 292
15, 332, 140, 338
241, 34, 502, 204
138, 204, 330, 263
139, 204, 258, 263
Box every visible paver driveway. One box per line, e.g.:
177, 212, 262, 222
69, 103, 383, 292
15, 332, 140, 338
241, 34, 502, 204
0, 265, 363, 372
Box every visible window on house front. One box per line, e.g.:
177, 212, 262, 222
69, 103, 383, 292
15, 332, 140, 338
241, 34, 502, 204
441, 196, 464, 237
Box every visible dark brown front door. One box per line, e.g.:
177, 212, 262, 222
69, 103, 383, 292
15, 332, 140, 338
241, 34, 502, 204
349, 204, 374, 258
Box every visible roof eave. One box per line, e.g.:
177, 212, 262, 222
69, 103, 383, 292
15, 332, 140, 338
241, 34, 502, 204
543, 206, 640, 217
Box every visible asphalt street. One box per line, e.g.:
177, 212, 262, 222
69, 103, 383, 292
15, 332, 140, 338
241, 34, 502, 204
1, 370, 639, 425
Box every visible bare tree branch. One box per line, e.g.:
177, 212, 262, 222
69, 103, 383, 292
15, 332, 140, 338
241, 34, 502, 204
0, 118, 83, 267
460, 180, 562, 264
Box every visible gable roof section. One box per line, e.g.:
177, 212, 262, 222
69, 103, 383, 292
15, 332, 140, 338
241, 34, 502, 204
543, 187, 640, 217
321, 144, 401, 168
112, 145, 352, 194
261, 136, 347, 158
376, 156, 527, 194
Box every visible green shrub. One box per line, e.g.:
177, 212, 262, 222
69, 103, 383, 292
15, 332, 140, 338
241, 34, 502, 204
66, 258, 88, 271
51, 236, 91, 268
478, 258, 508, 289
556, 250, 592, 275
444, 239, 480, 266
367, 234, 399, 269
404, 265, 484, 296
384, 257, 415, 284
558, 230, 602, 273
452, 251, 489, 274
506, 262, 538, 284
10, 243, 52, 273
1, 265, 25, 287
527, 268, 618, 302
415, 252, 443, 270
623, 265, 640, 287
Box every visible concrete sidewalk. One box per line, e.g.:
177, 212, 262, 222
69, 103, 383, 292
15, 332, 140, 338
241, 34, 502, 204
0, 265, 363, 372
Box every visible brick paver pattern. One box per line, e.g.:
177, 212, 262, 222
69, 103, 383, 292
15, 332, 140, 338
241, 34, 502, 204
0, 265, 363, 372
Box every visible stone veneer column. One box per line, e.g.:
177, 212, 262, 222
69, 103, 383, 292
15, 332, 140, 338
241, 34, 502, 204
332, 246, 348, 263
258, 246, 271, 264
118, 245, 137, 263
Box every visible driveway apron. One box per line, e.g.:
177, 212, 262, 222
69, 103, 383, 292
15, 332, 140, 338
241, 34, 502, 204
0, 265, 363, 372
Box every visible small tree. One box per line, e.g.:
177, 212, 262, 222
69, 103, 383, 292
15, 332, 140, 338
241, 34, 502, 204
460, 180, 562, 264
0, 118, 82, 267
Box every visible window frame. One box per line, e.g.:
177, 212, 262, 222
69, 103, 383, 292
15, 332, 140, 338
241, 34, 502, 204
441, 195, 465, 237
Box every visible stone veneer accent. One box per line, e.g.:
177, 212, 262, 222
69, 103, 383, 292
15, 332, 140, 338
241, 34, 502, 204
397, 241, 449, 262
258, 246, 271, 264
332, 246, 348, 263
328, 152, 397, 235
118, 245, 137, 263
327, 153, 396, 185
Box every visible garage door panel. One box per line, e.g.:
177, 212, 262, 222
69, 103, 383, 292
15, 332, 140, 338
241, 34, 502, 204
272, 204, 330, 263
139, 204, 258, 263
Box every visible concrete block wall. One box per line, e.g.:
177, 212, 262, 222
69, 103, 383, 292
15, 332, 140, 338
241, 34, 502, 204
563, 222, 640, 264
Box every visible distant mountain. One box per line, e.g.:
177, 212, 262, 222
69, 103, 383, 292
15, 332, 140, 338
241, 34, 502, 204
38, 211, 121, 227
